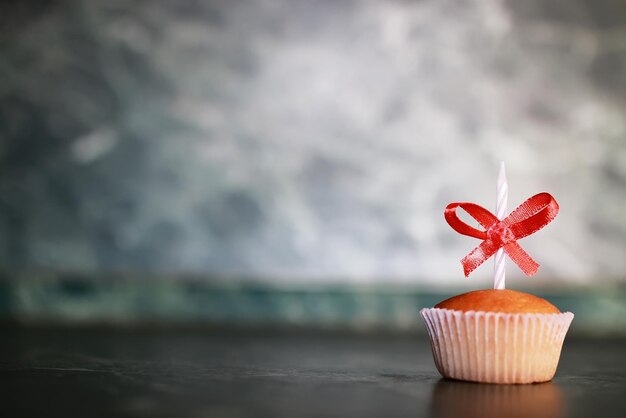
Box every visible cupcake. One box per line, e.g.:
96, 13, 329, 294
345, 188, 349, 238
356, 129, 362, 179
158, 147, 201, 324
424, 167, 574, 384
420, 290, 574, 384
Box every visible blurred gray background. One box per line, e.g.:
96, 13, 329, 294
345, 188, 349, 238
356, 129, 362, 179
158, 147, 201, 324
1, 0, 626, 287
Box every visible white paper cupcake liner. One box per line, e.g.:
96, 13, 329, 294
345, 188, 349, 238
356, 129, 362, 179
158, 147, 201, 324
420, 308, 574, 384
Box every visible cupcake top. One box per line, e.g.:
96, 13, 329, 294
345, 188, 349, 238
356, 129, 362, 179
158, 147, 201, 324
435, 289, 560, 314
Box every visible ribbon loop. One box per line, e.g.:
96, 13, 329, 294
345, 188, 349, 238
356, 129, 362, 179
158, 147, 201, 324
445, 192, 559, 277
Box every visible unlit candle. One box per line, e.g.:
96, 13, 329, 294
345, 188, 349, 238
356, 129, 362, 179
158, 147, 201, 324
494, 162, 508, 289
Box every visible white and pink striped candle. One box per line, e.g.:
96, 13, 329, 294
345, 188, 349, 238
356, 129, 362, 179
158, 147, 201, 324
494, 162, 508, 289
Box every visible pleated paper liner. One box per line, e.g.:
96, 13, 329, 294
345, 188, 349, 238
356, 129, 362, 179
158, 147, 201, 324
420, 308, 574, 384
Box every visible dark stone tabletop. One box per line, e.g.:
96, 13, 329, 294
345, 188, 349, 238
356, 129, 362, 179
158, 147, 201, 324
1, 327, 625, 418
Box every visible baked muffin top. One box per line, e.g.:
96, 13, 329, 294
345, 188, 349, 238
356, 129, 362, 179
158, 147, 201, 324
435, 289, 560, 314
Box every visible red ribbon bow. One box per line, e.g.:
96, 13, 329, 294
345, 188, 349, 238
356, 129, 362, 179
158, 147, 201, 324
444, 192, 559, 277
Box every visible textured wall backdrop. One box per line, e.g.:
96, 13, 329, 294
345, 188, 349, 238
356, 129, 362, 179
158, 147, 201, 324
1, 0, 626, 285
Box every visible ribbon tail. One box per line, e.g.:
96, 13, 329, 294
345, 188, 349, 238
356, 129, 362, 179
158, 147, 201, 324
461, 240, 499, 277
503, 242, 540, 276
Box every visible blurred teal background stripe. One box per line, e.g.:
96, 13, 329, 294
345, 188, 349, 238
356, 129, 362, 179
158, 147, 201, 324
1, 274, 625, 336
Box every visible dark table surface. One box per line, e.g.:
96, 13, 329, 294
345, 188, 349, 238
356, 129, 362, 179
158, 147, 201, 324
1, 327, 625, 418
